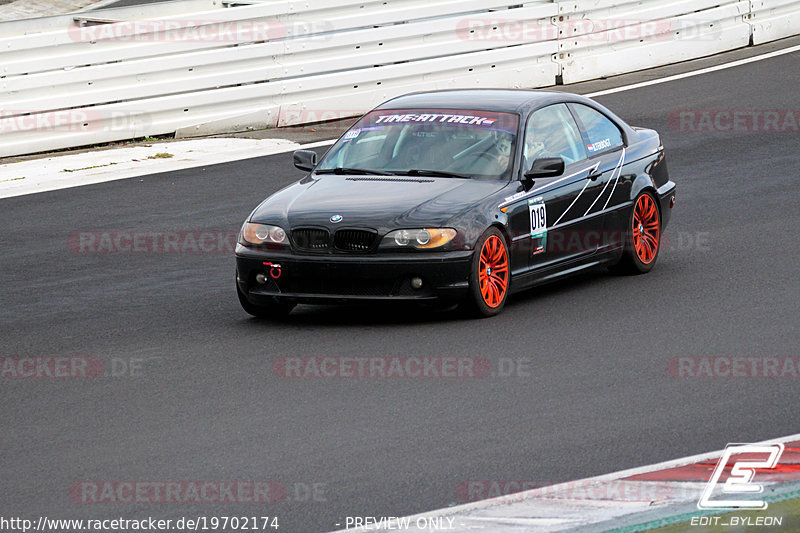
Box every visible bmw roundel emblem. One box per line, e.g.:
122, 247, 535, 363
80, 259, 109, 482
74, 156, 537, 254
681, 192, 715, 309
330, 215, 343, 223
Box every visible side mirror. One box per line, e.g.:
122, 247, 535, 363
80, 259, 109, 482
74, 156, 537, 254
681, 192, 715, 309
524, 157, 565, 180
293, 150, 318, 172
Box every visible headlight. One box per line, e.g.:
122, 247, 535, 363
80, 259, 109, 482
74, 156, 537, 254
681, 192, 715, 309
381, 228, 457, 250
238, 222, 288, 247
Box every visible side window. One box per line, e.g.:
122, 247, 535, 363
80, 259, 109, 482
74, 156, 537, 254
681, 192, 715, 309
524, 104, 586, 169
571, 104, 624, 155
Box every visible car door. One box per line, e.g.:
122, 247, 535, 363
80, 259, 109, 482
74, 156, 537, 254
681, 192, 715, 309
567, 103, 628, 254
520, 103, 601, 268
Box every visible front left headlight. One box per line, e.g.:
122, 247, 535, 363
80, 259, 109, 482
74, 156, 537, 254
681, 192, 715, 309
380, 228, 457, 250
238, 222, 288, 247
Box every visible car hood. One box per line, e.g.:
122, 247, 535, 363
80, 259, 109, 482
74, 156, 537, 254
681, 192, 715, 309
251, 175, 506, 229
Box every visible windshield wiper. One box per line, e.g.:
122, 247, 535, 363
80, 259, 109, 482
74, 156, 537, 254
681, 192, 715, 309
394, 169, 471, 179
315, 167, 394, 176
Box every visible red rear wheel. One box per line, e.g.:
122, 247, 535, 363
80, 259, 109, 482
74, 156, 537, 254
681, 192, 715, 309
612, 191, 661, 274
632, 193, 660, 265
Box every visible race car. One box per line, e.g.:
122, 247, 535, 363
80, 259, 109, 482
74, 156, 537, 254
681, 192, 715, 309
235, 89, 676, 318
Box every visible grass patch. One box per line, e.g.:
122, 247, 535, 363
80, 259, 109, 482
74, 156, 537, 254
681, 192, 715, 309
0, 176, 25, 182
147, 153, 174, 159
61, 162, 117, 173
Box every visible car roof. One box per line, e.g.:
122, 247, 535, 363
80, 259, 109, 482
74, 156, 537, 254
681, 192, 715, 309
374, 89, 579, 114
372, 88, 636, 141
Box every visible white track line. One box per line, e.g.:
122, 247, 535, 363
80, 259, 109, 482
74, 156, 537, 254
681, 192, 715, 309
2, 43, 799, 200
585, 43, 800, 98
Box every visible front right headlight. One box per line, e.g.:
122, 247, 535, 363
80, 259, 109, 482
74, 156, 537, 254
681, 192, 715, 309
238, 222, 288, 247
380, 228, 457, 250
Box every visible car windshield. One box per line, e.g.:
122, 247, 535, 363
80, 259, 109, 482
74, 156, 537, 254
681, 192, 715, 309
316, 109, 520, 179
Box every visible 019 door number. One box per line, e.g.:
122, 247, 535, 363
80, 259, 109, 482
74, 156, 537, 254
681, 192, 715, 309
529, 201, 547, 255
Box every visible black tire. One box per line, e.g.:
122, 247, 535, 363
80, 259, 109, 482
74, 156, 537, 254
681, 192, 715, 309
611, 190, 661, 275
464, 227, 511, 318
237, 283, 295, 319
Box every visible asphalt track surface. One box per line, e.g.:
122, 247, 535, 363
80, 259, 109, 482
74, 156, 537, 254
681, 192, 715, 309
2, 49, 799, 532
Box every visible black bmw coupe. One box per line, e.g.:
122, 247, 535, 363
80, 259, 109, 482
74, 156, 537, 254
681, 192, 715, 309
235, 89, 676, 317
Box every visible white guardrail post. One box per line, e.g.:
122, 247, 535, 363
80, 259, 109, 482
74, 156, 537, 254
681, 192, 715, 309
0, 0, 798, 158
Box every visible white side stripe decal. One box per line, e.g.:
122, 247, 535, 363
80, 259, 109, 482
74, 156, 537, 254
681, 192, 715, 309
585, 148, 625, 217
553, 178, 591, 227
498, 162, 600, 209
602, 147, 626, 211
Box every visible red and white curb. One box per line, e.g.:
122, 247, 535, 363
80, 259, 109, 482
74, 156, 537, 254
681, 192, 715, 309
330, 433, 800, 532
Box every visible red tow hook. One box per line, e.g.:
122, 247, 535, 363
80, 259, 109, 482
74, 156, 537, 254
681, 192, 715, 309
263, 262, 282, 279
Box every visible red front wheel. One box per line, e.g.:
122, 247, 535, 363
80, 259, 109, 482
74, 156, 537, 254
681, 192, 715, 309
465, 228, 510, 317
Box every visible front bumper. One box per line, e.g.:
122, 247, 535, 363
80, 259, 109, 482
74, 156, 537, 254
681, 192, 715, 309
236, 245, 473, 304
